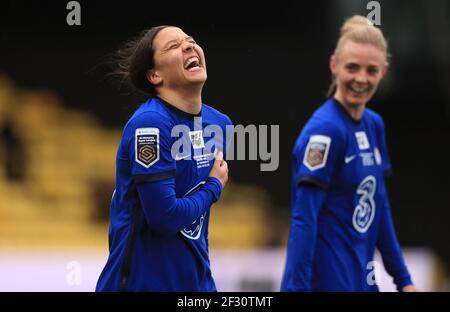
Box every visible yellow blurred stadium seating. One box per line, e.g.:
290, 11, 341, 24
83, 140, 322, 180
0, 75, 283, 249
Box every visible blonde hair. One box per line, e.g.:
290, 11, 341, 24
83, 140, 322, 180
327, 15, 389, 96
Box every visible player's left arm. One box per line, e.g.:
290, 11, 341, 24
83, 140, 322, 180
376, 188, 418, 292
374, 114, 418, 292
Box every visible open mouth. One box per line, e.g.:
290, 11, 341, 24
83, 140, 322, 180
348, 84, 370, 94
184, 56, 201, 71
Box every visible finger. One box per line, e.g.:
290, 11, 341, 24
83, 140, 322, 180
215, 151, 223, 161
220, 160, 228, 170
214, 158, 223, 167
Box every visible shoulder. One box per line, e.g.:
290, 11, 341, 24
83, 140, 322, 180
123, 100, 175, 140
293, 101, 347, 156
303, 101, 346, 140
202, 103, 233, 126
365, 107, 386, 131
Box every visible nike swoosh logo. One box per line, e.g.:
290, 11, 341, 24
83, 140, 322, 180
174, 154, 191, 161
345, 155, 357, 164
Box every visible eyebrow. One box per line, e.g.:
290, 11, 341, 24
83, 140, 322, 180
163, 36, 194, 49
345, 62, 380, 68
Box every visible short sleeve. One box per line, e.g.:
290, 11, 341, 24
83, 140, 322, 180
293, 120, 345, 190
124, 112, 176, 183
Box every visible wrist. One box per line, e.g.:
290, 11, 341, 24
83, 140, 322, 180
206, 177, 223, 201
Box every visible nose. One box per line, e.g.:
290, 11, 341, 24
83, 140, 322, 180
354, 71, 368, 84
182, 40, 195, 52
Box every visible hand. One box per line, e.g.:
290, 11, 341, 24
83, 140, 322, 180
402, 285, 419, 292
209, 151, 228, 187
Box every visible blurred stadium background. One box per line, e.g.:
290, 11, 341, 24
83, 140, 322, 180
0, 0, 449, 291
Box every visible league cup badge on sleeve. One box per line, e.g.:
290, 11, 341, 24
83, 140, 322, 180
303, 135, 331, 171
135, 128, 159, 168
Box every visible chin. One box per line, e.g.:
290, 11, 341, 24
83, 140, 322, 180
346, 97, 366, 107
346, 92, 369, 105
188, 74, 207, 84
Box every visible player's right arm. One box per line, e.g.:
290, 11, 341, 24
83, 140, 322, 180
281, 120, 345, 291
281, 185, 327, 291
124, 112, 227, 236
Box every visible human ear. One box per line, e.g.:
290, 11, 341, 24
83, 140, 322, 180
381, 62, 389, 79
147, 70, 162, 86
330, 55, 337, 76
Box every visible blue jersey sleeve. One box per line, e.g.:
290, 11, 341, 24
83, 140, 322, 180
124, 111, 176, 182
377, 185, 413, 290
123, 111, 224, 235
136, 176, 222, 235
294, 120, 346, 189
281, 184, 327, 291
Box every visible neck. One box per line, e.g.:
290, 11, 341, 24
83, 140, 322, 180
334, 92, 365, 121
156, 87, 202, 115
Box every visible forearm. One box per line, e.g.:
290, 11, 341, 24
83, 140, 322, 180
377, 198, 412, 290
281, 185, 326, 291
136, 177, 222, 235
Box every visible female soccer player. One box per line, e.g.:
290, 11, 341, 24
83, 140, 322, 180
96, 26, 231, 291
281, 16, 418, 292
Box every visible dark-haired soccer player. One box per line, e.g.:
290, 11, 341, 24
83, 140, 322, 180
96, 26, 231, 291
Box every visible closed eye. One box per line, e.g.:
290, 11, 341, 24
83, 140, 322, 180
163, 37, 197, 51
185, 36, 197, 45
167, 42, 181, 50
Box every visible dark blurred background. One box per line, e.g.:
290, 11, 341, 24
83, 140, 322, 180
0, 0, 449, 287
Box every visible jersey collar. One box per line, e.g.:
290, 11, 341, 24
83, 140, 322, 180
332, 98, 363, 125
155, 96, 202, 119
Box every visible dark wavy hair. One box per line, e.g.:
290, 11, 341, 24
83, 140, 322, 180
113, 25, 171, 96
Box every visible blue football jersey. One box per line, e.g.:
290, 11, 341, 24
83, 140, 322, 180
96, 97, 232, 291
282, 98, 411, 291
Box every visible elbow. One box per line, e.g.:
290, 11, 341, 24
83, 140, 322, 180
145, 218, 181, 236
291, 214, 316, 233
143, 201, 190, 236
143, 208, 183, 236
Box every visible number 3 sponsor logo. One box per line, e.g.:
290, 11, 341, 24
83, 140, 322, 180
353, 175, 377, 233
